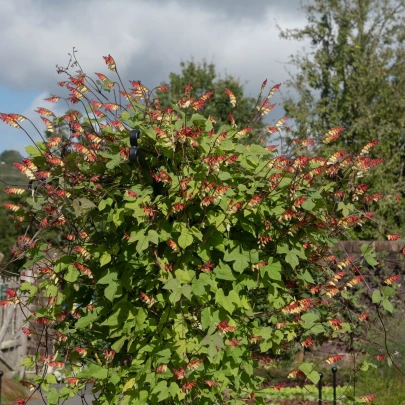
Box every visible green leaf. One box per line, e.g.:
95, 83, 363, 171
77, 364, 108, 379
20, 356, 34, 368
299, 363, 320, 384
372, 289, 382, 303
148, 229, 159, 244
215, 289, 240, 314
300, 312, 319, 329
214, 263, 236, 280
121, 111, 131, 121
100, 252, 111, 267
98, 198, 113, 211
75, 311, 98, 329
64, 266, 79, 282
261, 260, 281, 280
285, 251, 299, 269
175, 269, 193, 284
136, 233, 150, 254
104, 280, 121, 302
25, 145, 42, 157
192, 278, 206, 296
178, 231, 193, 249
302, 198, 316, 211
112, 335, 128, 352
382, 297, 393, 313
201, 308, 212, 330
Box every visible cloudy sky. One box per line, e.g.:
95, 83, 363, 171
0, 0, 308, 154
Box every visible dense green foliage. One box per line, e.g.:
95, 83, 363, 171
0, 54, 400, 405
280, 0, 405, 238
157, 60, 265, 143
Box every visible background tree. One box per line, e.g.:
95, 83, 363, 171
158, 59, 266, 143
280, 0, 405, 238
0, 149, 25, 273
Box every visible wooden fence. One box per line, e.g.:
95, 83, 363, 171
0, 277, 28, 378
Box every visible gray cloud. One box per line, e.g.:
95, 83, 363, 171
0, 0, 308, 153
0, 0, 306, 93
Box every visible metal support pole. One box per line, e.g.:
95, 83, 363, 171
318, 372, 323, 405
0, 370, 3, 405
332, 367, 337, 405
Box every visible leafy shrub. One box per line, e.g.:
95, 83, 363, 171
0, 53, 400, 404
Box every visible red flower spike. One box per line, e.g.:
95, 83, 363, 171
267, 83, 281, 99
229, 113, 236, 127
376, 354, 386, 361
358, 313, 368, 321
103, 54, 116, 71
73, 263, 93, 278
95, 73, 108, 81
20, 381, 36, 391
325, 355, 345, 364
287, 370, 305, 379
217, 319, 236, 333
359, 394, 376, 403
387, 234, 400, 241
182, 381, 196, 393
322, 126, 345, 144
384, 275, 400, 285
103, 349, 115, 362
172, 368, 186, 380
47, 136, 62, 147
22, 328, 33, 336
301, 338, 315, 347
225, 88, 237, 107
140, 292, 155, 306
0, 113, 20, 128
187, 358, 203, 371
44, 95, 60, 103
35, 107, 56, 117
4, 188, 25, 195
3, 203, 20, 212
65, 377, 80, 386
74, 246, 91, 259
74, 347, 87, 357
156, 364, 167, 373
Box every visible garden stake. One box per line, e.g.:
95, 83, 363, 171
318, 372, 323, 405
0, 370, 3, 405
332, 367, 338, 405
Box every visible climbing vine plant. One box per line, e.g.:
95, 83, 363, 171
0, 53, 401, 405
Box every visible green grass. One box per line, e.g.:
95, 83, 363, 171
261, 384, 348, 404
